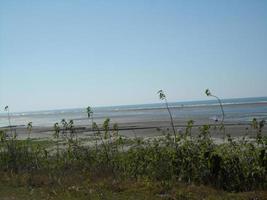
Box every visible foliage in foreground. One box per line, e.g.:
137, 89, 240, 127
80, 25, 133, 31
0, 119, 266, 194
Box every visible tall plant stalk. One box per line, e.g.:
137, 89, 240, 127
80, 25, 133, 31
53, 122, 60, 163
93, 122, 110, 163
27, 122, 33, 140
205, 89, 225, 124
86, 106, 97, 149
86, 106, 94, 127
157, 90, 176, 142
4, 106, 12, 134
205, 89, 225, 137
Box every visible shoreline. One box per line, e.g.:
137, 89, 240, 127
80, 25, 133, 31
0, 119, 266, 140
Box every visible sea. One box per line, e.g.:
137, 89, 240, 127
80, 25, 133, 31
0, 97, 267, 128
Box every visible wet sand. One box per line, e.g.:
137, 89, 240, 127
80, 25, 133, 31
0, 119, 266, 140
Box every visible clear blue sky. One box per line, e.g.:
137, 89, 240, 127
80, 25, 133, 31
0, 0, 267, 112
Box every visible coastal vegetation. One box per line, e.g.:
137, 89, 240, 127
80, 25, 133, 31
0, 117, 266, 199
0, 94, 266, 199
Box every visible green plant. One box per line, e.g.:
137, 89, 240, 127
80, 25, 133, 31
86, 106, 94, 128
93, 121, 110, 167
68, 119, 77, 142
53, 122, 60, 162
251, 118, 266, 144
205, 89, 225, 137
185, 120, 194, 137
27, 122, 33, 139
4, 105, 12, 134
61, 118, 68, 138
157, 90, 176, 142
205, 89, 225, 124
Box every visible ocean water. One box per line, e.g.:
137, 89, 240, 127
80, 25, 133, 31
0, 97, 267, 128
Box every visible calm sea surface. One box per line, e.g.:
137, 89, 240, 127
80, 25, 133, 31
0, 97, 267, 127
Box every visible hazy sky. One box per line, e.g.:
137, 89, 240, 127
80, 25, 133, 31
0, 0, 267, 112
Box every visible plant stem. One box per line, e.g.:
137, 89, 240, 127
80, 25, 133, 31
211, 94, 226, 138
164, 99, 176, 142
212, 95, 225, 124
6, 108, 12, 134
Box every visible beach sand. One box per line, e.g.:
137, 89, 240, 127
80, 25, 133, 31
1, 119, 266, 140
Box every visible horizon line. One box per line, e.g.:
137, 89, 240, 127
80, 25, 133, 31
1, 95, 266, 114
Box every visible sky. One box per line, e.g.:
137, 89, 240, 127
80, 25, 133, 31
0, 0, 267, 112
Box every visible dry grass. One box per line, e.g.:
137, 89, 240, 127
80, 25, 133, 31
0, 171, 266, 200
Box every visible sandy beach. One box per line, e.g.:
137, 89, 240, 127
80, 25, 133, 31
1, 119, 266, 140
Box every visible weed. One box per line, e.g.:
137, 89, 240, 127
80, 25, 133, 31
157, 90, 176, 143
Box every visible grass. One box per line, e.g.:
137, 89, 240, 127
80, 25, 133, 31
0, 170, 266, 200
